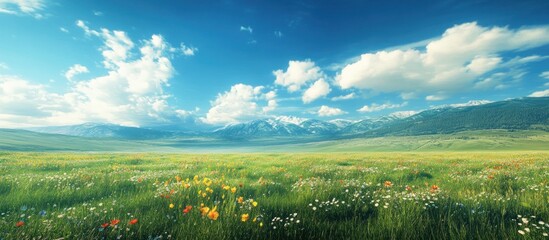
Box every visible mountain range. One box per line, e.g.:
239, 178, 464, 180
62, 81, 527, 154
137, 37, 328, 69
21, 97, 549, 140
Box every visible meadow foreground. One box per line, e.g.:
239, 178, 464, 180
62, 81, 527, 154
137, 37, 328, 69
0, 152, 548, 239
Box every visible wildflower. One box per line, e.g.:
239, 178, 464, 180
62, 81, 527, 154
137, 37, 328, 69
430, 185, 439, 192
184, 183, 191, 189
405, 186, 412, 192
203, 178, 212, 186
183, 205, 193, 214
110, 219, 120, 226
16, 221, 24, 227
384, 181, 393, 187
237, 197, 244, 204
101, 223, 109, 228
223, 185, 230, 191
169, 203, 175, 209
252, 201, 258, 207
260, 222, 263, 227
518, 230, 525, 235
39, 210, 47, 216
200, 207, 210, 216
241, 213, 249, 222
231, 187, 237, 193
129, 219, 138, 225
175, 176, 182, 182
208, 207, 219, 220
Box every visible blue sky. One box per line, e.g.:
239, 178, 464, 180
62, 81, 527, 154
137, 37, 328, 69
1, 0, 549, 128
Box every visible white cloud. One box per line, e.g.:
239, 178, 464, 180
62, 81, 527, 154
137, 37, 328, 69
93, 11, 103, 16
0, 21, 197, 128
179, 43, 198, 56
317, 105, 346, 117
425, 94, 447, 101
202, 84, 277, 125
358, 102, 407, 113
60, 27, 69, 33
0, 0, 44, 18
240, 26, 253, 33
273, 59, 324, 92
331, 93, 356, 101
337, 22, 549, 98
302, 79, 331, 103
541, 71, 549, 79
274, 31, 283, 38
64, 64, 89, 81
529, 89, 549, 97
0, 62, 7, 70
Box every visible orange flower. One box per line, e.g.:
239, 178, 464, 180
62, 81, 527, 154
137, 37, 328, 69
15, 221, 24, 227
183, 205, 193, 214
129, 219, 138, 225
200, 206, 210, 216
405, 185, 412, 192
110, 219, 120, 226
237, 196, 244, 204
430, 185, 439, 192
241, 213, 249, 222
184, 183, 191, 188
487, 175, 494, 180
231, 187, 237, 193
384, 181, 393, 187
101, 223, 109, 228
207, 207, 219, 220
175, 176, 182, 182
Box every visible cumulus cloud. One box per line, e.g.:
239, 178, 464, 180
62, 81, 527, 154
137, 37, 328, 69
202, 84, 277, 125
0, 21, 197, 128
541, 71, 549, 79
240, 26, 253, 33
317, 105, 346, 117
357, 102, 407, 113
337, 22, 549, 98
64, 64, 89, 81
180, 43, 198, 56
302, 79, 330, 103
0, 0, 44, 18
331, 93, 356, 101
529, 89, 549, 97
273, 60, 324, 92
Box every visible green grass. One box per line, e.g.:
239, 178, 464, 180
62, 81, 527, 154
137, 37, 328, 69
2, 129, 549, 152
0, 152, 548, 239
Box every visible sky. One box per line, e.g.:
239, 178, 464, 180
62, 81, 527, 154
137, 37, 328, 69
1, 0, 549, 128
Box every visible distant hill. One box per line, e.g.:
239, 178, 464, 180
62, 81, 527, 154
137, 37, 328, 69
29, 123, 173, 139
15, 97, 549, 140
356, 97, 549, 137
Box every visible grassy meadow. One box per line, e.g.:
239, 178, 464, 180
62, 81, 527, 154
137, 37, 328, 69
0, 152, 548, 239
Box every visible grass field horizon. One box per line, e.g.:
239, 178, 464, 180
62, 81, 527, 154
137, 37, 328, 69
0, 151, 548, 239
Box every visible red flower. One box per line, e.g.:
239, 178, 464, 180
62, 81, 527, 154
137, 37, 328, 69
129, 219, 138, 225
183, 205, 193, 214
101, 223, 109, 228
16, 221, 24, 227
110, 219, 120, 226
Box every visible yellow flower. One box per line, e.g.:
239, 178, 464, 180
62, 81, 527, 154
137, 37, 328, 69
169, 203, 174, 209
260, 222, 263, 227
184, 183, 191, 189
175, 176, 182, 182
237, 196, 244, 204
208, 207, 219, 220
231, 187, 237, 193
200, 206, 210, 216
223, 185, 230, 191
252, 201, 258, 207
203, 178, 212, 187
241, 213, 249, 222
202, 192, 207, 198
